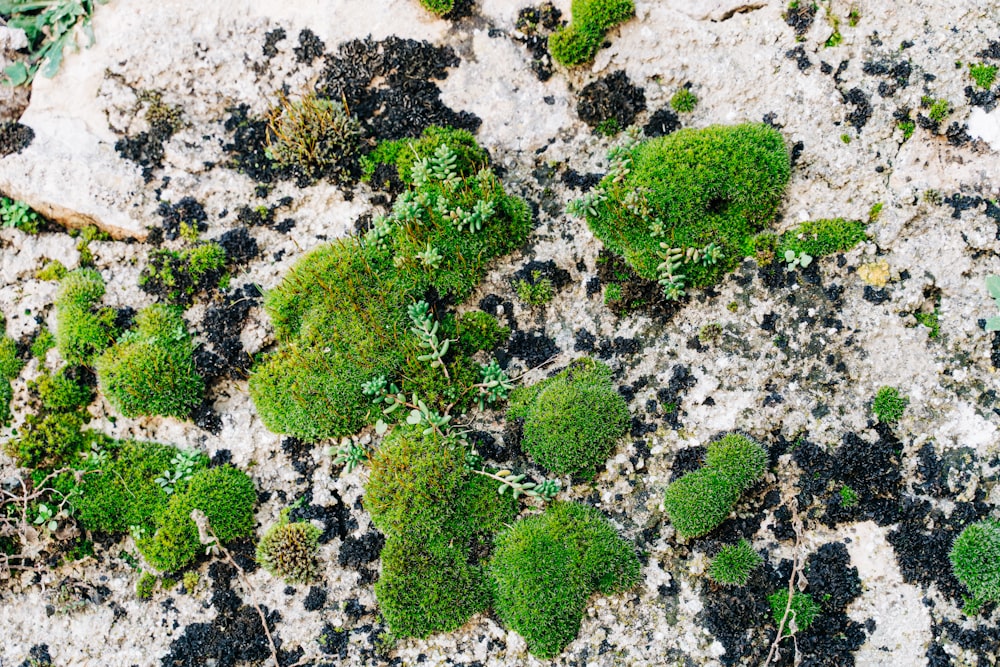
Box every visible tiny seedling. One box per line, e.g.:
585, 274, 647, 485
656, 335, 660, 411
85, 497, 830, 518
985, 275, 1000, 331
783, 249, 813, 269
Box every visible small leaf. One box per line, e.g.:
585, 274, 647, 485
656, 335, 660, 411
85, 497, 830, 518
784, 250, 796, 262
986, 316, 1000, 331
986, 275, 1000, 300
800, 253, 813, 268
406, 410, 422, 425
4, 62, 29, 87
375, 419, 388, 435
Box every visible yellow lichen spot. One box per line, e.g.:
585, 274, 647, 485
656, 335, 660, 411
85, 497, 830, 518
858, 260, 890, 287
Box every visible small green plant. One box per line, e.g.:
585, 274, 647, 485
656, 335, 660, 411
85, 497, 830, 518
257, 515, 322, 584
868, 202, 883, 222
840, 133, 851, 144
0, 332, 23, 381
135, 571, 157, 600
769, 589, 821, 633
839, 485, 858, 508
96, 304, 204, 419
53, 268, 119, 366
898, 119, 915, 140
154, 449, 202, 495
923, 97, 951, 124
36, 260, 67, 281
508, 357, 629, 479
30, 366, 93, 412
670, 87, 698, 113
182, 571, 199, 593
914, 308, 940, 339
0, 0, 108, 86
872, 386, 907, 424
783, 249, 813, 270
969, 63, 998, 90
774, 218, 867, 259
514, 271, 554, 307
985, 275, 1000, 331
0, 197, 41, 233
847, 6, 860, 26
594, 118, 621, 137
489, 501, 641, 659
266, 92, 362, 183
709, 539, 763, 586
663, 433, 768, 539
949, 518, 1000, 614
548, 0, 635, 67
698, 322, 723, 345
30, 328, 55, 361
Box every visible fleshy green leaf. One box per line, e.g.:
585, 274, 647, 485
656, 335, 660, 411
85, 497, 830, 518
986, 316, 1000, 332
987, 275, 1000, 301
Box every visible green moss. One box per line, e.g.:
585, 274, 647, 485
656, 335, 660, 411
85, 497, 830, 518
455, 311, 509, 352
925, 98, 951, 124
138, 242, 227, 304
6, 410, 88, 469
0, 197, 41, 233
0, 335, 22, 380
514, 271, 554, 307
839, 485, 858, 508
898, 119, 915, 140
36, 259, 67, 281
914, 308, 940, 339
709, 539, 763, 586
362, 126, 487, 184
872, 386, 907, 424
549, 0, 635, 67
30, 328, 55, 360
769, 589, 821, 631
776, 218, 867, 258
582, 124, 789, 294
969, 63, 998, 90
670, 88, 698, 113
138, 464, 256, 572
0, 379, 12, 426
251, 128, 531, 440
54, 269, 118, 366
96, 304, 204, 419
950, 518, 1000, 613
417, 0, 454, 15
31, 367, 93, 412
136, 571, 157, 600
663, 434, 768, 539
257, 518, 322, 584
365, 424, 516, 638
72, 436, 188, 534
365, 424, 516, 541
489, 501, 640, 658
508, 357, 629, 479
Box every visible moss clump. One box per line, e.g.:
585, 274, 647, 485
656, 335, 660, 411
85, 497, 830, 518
709, 539, 763, 586
549, 0, 635, 67
7, 411, 88, 469
775, 218, 867, 258
514, 271, 554, 307
257, 517, 322, 584
670, 88, 698, 113
950, 518, 1000, 613
577, 124, 789, 299
0, 334, 22, 380
137, 464, 256, 572
138, 243, 227, 304
30, 367, 93, 413
417, 0, 454, 16
769, 589, 821, 632
36, 260, 67, 281
136, 571, 157, 600
30, 328, 55, 360
508, 357, 629, 479
455, 311, 509, 352
361, 125, 487, 186
376, 534, 491, 638
489, 501, 641, 659
96, 304, 204, 419
54, 269, 118, 366
969, 63, 998, 90
872, 386, 907, 424
251, 128, 531, 441
0, 379, 11, 426
365, 424, 517, 638
662, 433, 768, 539
266, 92, 362, 183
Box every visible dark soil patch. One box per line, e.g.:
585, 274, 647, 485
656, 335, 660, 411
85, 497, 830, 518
338, 531, 386, 569
288, 488, 350, 544
0, 122, 33, 157
196, 283, 260, 382
561, 168, 603, 190
793, 427, 904, 527
156, 197, 208, 241
843, 88, 872, 131
596, 249, 682, 320
262, 28, 286, 58
215, 227, 259, 265
784, 2, 816, 35
511, 259, 572, 291
223, 104, 289, 183
303, 586, 327, 611
576, 70, 647, 131
643, 107, 681, 137
293, 28, 325, 64
513, 3, 562, 82
501, 328, 560, 368
655, 365, 697, 429
316, 36, 480, 142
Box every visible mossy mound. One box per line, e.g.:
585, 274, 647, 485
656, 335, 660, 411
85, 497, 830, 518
54, 269, 118, 366
257, 518, 322, 584
489, 501, 641, 658
96, 304, 204, 419
250, 127, 530, 441
508, 357, 629, 479
549, 0, 635, 67
950, 518, 1000, 612
663, 433, 768, 539
578, 124, 790, 297
365, 424, 517, 638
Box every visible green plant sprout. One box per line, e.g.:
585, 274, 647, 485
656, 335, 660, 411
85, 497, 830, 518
872, 386, 907, 424
1, 0, 108, 86
671, 87, 698, 113
0, 197, 41, 233
408, 300, 453, 379
783, 249, 813, 269
969, 63, 998, 90
515, 271, 555, 307
985, 275, 1000, 331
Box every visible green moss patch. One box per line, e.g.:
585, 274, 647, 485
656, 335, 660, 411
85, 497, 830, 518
250, 127, 531, 441
489, 501, 640, 658
950, 518, 1000, 613
54, 269, 119, 366
663, 433, 768, 539
572, 124, 790, 300
96, 304, 204, 419
139, 242, 227, 304
508, 357, 629, 479
549, 0, 635, 67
